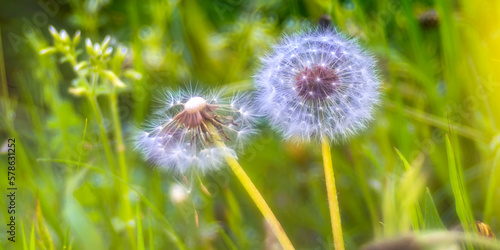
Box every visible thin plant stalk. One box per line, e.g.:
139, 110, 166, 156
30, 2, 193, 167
65, 55, 116, 171
87, 73, 115, 172
210, 126, 294, 250
321, 136, 345, 250
109, 89, 136, 248
87, 72, 135, 247
109, 90, 128, 178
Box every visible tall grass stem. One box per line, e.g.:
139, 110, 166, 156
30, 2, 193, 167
110, 90, 136, 247
87, 92, 116, 172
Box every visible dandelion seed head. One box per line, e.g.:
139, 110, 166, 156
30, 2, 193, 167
254, 28, 381, 142
135, 86, 257, 174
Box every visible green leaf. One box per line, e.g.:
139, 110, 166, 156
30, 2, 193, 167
422, 188, 446, 230
394, 148, 411, 171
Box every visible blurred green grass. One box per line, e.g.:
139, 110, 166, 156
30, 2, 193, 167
1, 0, 500, 249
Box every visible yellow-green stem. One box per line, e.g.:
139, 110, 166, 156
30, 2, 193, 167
109, 90, 136, 248
210, 127, 294, 249
109, 91, 128, 179
87, 93, 115, 173
224, 155, 294, 249
321, 137, 345, 250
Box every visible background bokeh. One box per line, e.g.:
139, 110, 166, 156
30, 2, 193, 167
1, 0, 500, 249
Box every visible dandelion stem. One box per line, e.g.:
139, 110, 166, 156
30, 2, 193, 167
321, 137, 345, 250
224, 155, 294, 249
210, 125, 294, 249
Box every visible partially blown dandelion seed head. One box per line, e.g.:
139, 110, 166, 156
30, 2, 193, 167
255, 28, 381, 142
135, 87, 257, 174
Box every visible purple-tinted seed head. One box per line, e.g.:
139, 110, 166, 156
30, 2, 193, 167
254, 28, 381, 142
294, 64, 339, 100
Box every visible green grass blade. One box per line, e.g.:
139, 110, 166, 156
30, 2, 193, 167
39, 158, 185, 249
218, 226, 238, 250
483, 148, 500, 223
29, 219, 36, 250
21, 219, 28, 250
137, 197, 145, 250
63, 168, 105, 249
148, 208, 154, 250
422, 188, 446, 230
394, 148, 411, 171
63, 228, 70, 250
446, 134, 475, 234
36, 202, 55, 250
395, 148, 424, 232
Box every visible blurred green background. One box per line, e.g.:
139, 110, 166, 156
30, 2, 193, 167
1, 0, 500, 249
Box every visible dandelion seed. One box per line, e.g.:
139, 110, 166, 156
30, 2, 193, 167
170, 183, 189, 204
135, 86, 257, 174
255, 27, 381, 142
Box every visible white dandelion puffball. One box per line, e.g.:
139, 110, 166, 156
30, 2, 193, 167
135, 87, 257, 174
255, 28, 381, 142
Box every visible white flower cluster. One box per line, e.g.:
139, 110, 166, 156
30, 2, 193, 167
254, 28, 381, 142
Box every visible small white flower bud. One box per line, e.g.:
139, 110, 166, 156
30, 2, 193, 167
102, 35, 111, 48
102, 70, 125, 88
73, 31, 81, 46
85, 38, 93, 55
40, 47, 57, 55
124, 70, 142, 80
60, 30, 69, 42
48, 26, 58, 37
74, 62, 88, 71
93, 43, 101, 55
68, 87, 87, 96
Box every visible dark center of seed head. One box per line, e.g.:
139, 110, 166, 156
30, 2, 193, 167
294, 65, 339, 100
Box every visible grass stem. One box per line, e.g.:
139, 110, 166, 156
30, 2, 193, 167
110, 92, 127, 174
321, 137, 345, 250
87, 93, 116, 173
109, 90, 136, 248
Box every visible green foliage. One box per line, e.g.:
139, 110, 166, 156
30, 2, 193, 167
446, 135, 475, 233
422, 188, 445, 231
1, 0, 500, 249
